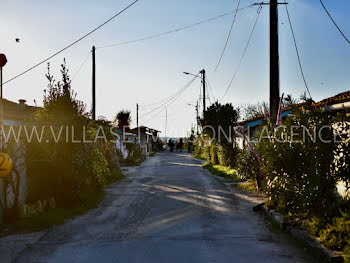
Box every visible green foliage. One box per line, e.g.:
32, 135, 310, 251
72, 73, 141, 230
204, 145, 211, 162
203, 162, 238, 179
210, 145, 219, 165
76, 143, 111, 187
11, 190, 105, 233
332, 122, 350, 186
319, 212, 350, 251
199, 102, 239, 143
304, 216, 327, 236
114, 110, 131, 128
199, 102, 240, 168
258, 103, 337, 215
344, 245, 350, 263
26, 61, 116, 206
236, 180, 258, 192
237, 148, 260, 180
219, 142, 240, 168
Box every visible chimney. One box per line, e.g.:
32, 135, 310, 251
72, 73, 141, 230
18, 99, 27, 111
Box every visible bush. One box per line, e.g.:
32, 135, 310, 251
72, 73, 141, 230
204, 145, 211, 162
25, 61, 118, 207
237, 148, 259, 180
304, 216, 326, 236
210, 145, 219, 164
219, 143, 240, 168
203, 162, 238, 179
319, 212, 350, 251
258, 104, 337, 215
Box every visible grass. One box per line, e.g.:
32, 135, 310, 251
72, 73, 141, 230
122, 158, 143, 167
202, 162, 240, 180
1, 169, 125, 236
106, 169, 125, 185
236, 180, 258, 192
148, 152, 156, 157
194, 154, 206, 160
4, 190, 105, 234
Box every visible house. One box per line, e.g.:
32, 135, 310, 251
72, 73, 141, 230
132, 126, 161, 154
237, 91, 350, 200
238, 91, 350, 147
113, 126, 139, 159
0, 99, 38, 222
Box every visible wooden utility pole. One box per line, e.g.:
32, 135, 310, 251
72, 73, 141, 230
136, 103, 139, 127
200, 69, 206, 115
269, 0, 280, 121
165, 110, 168, 139
196, 101, 199, 135
92, 46, 96, 120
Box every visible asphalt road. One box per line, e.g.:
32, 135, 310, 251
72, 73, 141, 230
11, 152, 314, 263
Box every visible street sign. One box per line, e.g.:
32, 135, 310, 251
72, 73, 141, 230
0, 153, 13, 177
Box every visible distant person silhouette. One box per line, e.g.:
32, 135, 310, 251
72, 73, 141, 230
168, 139, 174, 152
179, 138, 183, 152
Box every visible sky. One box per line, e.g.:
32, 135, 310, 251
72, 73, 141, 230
1, 0, 349, 137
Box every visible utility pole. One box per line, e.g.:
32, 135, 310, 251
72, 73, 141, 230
92, 46, 96, 120
269, 0, 280, 122
165, 110, 168, 139
200, 69, 206, 115
196, 101, 199, 135
136, 103, 139, 127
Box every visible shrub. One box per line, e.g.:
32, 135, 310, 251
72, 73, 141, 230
237, 148, 260, 180
204, 145, 211, 162
203, 162, 238, 179
258, 104, 337, 215
304, 216, 326, 236
210, 145, 219, 164
319, 212, 350, 251
219, 143, 240, 168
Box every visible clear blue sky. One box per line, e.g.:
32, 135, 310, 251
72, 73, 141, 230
1, 0, 349, 137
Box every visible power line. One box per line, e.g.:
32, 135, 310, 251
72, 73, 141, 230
284, 2, 312, 99
206, 76, 216, 102
214, 0, 241, 72
97, 4, 255, 49
139, 88, 185, 108
139, 74, 199, 119
3, 0, 140, 85
319, 0, 350, 45
72, 51, 91, 81
139, 82, 194, 118
221, 5, 262, 101
142, 76, 198, 123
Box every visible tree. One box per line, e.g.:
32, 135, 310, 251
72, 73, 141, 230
199, 102, 240, 167
114, 110, 131, 128
26, 60, 111, 206
241, 101, 268, 120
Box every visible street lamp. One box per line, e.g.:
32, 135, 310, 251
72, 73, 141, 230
183, 72, 200, 78
187, 102, 199, 135
183, 69, 206, 115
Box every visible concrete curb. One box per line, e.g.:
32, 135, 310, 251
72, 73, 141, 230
256, 203, 344, 263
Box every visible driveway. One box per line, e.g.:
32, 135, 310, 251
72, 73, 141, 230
7, 152, 314, 263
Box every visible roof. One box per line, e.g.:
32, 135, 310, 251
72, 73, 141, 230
239, 102, 306, 126
131, 126, 161, 134
1, 98, 38, 121
114, 126, 139, 135
241, 90, 350, 127
313, 91, 350, 108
